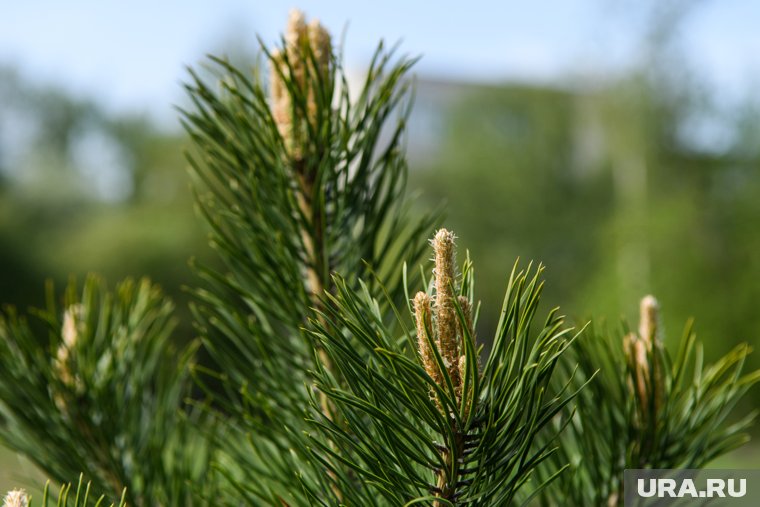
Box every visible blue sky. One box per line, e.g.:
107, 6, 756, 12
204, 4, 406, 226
2, 1, 759, 129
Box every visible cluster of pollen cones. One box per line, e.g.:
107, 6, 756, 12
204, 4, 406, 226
413, 229, 479, 418
269, 9, 331, 160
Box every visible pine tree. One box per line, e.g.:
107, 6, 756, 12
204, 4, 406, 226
0, 8, 758, 506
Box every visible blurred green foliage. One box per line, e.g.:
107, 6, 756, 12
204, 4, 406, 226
410, 70, 760, 409
0, 67, 213, 341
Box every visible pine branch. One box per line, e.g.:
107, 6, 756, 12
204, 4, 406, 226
306, 229, 582, 506
533, 296, 760, 507
181, 9, 437, 501
0, 276, 212, 506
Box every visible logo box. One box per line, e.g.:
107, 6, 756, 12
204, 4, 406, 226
624, 469, 760, 506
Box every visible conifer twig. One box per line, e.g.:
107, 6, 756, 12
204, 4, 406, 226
535, 294, 760, 507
